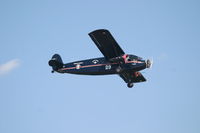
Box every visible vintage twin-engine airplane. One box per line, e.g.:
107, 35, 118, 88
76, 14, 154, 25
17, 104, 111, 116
48, 29, 152, 88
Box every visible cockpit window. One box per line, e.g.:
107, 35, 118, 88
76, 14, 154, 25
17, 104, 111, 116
128, 55, 142, 60
127, 57, 132, 61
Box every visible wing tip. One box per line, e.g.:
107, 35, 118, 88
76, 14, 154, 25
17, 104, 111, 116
88, 29, 109, 36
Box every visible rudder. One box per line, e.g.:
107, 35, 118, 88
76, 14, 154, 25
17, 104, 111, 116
48, 54, 63, 72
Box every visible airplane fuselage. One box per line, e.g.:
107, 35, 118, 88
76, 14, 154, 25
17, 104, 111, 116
57, 54, 147, 75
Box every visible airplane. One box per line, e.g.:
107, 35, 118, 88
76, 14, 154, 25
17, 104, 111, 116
48, 29, 152, 88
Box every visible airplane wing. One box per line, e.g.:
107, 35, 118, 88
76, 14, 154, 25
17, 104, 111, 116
88, 29, 125, 60
119, 71, 146, 83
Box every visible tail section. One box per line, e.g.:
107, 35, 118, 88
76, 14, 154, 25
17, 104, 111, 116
48, 54, 63, 73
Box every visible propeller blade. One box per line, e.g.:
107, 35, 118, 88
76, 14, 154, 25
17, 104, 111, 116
146, 59, 153, 68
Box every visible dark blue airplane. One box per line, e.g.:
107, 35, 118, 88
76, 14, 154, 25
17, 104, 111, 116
48, 29, 152, 88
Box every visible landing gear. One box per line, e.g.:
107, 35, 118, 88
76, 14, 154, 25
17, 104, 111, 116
51, 70, 55, 73
127, 83, 134, 88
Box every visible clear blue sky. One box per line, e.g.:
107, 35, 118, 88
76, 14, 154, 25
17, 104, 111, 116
0, 0, 200, 133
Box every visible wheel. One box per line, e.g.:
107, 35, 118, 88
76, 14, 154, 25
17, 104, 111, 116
116, 66, 122, 73
51, 70, 55, 73
127, 83, 134, 88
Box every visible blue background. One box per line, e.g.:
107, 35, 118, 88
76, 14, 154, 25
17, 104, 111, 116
0, 0, 200, 133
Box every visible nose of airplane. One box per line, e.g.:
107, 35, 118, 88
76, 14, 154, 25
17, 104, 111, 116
146, 59, 153, 68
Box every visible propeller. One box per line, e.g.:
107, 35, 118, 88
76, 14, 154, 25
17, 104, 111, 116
146, 58, 153, 68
